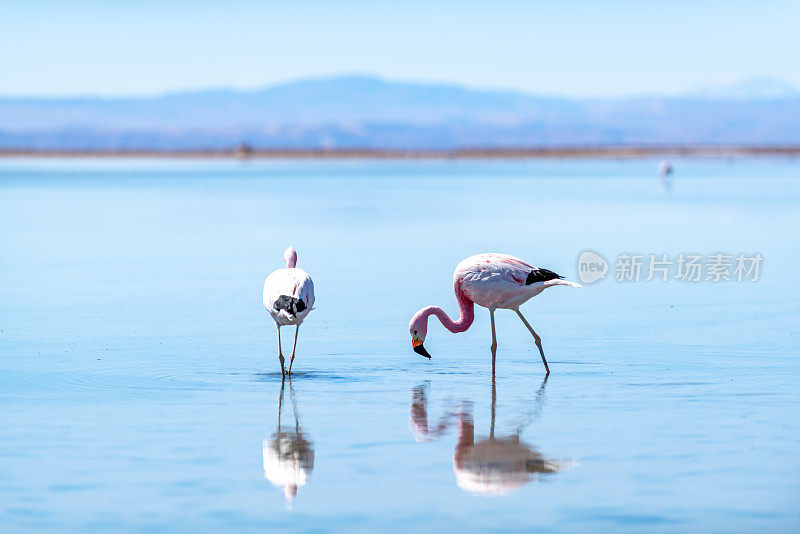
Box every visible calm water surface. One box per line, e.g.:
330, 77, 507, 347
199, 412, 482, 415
1, 158, 799, 532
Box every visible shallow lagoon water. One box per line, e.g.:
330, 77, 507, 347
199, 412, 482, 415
1, 158, 799, 532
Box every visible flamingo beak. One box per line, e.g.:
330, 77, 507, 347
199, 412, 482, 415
412, 337, 431, 358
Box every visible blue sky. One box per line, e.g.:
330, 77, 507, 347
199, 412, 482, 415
1, 0, 799, 97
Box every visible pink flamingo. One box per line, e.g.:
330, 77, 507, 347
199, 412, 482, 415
408, 253, 580, 375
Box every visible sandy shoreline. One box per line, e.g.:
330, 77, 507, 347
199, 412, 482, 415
1, 146, 799, 160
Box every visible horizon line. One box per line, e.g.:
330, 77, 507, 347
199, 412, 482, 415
3, 145, 799, 160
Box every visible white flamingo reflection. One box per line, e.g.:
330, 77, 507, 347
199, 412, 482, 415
411, 378, 573, 495
263, 378, 315, 509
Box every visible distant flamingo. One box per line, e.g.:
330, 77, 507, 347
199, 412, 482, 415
658, 160, 673, 190
409, 253, 580, 375
263, 247, 315, 376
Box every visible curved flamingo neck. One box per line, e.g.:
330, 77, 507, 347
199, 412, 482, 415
420, 282, 475, 334
284, 246, 297, 268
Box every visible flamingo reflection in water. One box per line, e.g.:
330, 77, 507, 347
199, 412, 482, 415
410, 382, 458, 442
263, 378, 315, 509
410, 378, 574, 495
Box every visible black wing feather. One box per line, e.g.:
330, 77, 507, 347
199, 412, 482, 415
273, 295, 306, 316
525, 268, 564, 285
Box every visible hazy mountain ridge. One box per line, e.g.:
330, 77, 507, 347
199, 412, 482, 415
2, 75, 799, 149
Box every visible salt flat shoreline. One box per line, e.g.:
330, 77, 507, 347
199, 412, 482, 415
1, 146, 799, 160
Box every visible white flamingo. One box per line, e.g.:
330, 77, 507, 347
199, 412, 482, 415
263, 247, 315, 376
409, 253, 580, 375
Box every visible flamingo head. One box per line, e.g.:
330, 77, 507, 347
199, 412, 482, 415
409, 312, 431, 359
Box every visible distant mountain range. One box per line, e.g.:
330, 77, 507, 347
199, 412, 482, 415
1, 75, 799, 150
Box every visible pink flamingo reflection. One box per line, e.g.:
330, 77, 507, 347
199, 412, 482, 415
410, 383, 457, 442
411, 378, 573, 495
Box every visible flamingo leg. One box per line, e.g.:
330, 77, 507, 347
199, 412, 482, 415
277, 325, 286, 377
514, 309, 550, 375
288, 325, 300, 375
489, 309, 498, 376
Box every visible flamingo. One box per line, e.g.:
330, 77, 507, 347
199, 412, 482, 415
658, 160, 674, 190
408, 253, 580, 375
263, 246, 315, 376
